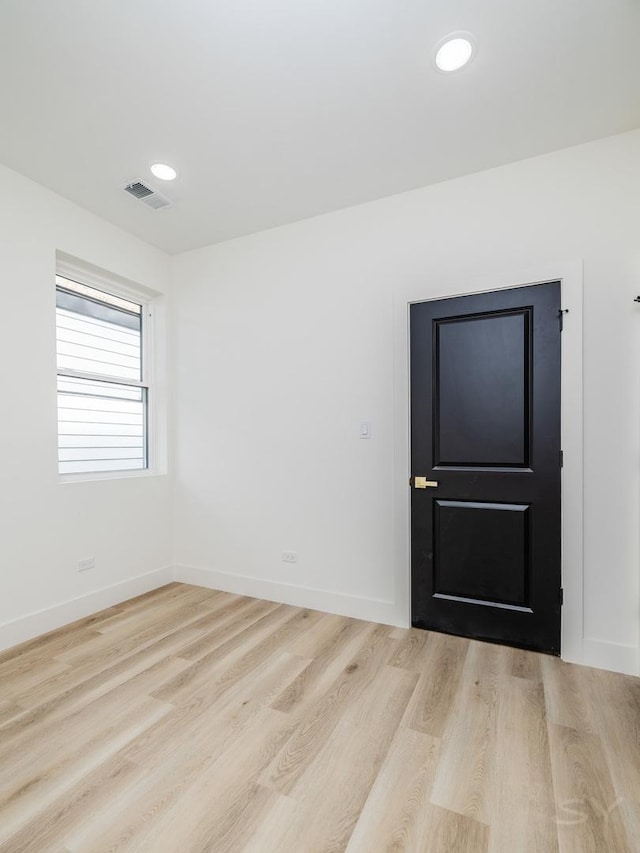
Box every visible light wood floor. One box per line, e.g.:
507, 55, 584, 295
0, 583, 638, 852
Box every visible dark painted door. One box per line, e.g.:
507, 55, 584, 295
410, 282, 562, 654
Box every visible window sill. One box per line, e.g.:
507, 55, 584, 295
58, 468, 167, 485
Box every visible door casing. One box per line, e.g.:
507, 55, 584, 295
392, 261, 584, 665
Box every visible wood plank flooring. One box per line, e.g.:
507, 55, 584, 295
0, 582, 638, 852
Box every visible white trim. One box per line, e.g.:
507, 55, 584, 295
392, 261, 584, 664
582, 638, 639, 677
56, 253, 161, 304
0, 567, 173, 654
58, 469, 169, 485
173, 565, 401, 627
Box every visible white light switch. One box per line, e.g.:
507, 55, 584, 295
359, 420, 371, 439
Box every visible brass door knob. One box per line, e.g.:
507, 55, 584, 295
414, 477, 438, 489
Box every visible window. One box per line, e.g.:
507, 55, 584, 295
56, 274, 150, 475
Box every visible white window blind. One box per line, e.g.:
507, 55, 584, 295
56, 275, 149, 475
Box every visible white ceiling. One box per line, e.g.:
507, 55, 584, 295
1, 0, 640, 254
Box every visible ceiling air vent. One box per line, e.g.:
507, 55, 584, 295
123, 179, 174, 211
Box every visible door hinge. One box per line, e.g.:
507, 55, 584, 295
558, 308, 569, 331
559, 588, 564, 606
559, 450, 564, 468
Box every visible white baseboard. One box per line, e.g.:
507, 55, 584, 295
0, 567, 174, 654
3, 564, 638, 680
173, 564, 402, 627
582, 638, 639, 677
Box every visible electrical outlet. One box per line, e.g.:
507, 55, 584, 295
78, 557, 95, 572
282, 551, 297, 563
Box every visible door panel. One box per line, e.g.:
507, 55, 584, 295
435, 310, 530, 467
410, 282, 561, 654
433, 500, 530, 607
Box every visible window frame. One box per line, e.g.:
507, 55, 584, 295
56, 260, 157, 482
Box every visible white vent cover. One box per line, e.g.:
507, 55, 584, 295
122, 180, 173, 211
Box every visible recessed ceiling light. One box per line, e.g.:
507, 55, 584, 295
435, 36, 474, 72
150, 163, 177, 181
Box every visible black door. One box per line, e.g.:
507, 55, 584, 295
410, 282, 562, 654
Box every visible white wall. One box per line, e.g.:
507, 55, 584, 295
171, 129, 640, 675
2, 131, 638, 675
0, 164, 172, 649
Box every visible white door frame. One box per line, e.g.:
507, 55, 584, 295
392, 260, 584, 665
